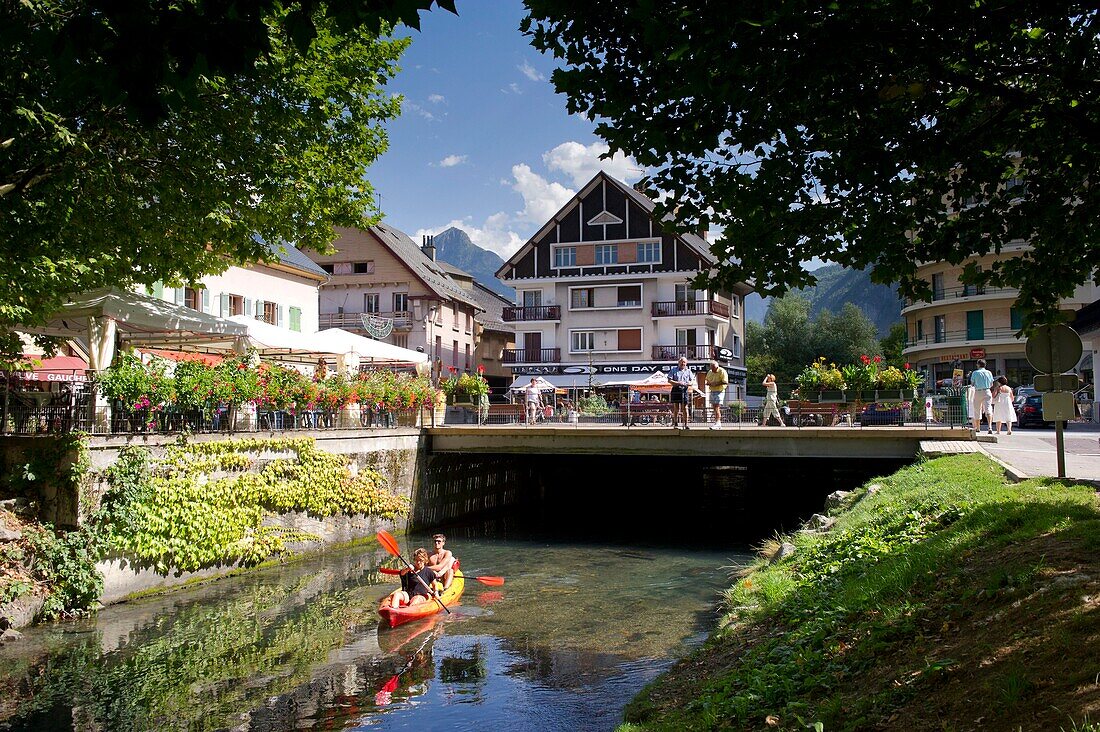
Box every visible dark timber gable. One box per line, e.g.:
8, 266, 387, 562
497, 172, 714, 282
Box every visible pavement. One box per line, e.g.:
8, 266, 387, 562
978, 421, 1100, 482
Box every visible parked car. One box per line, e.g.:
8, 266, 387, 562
1016, 394, 1053, 428
1015, 385, 1039, 400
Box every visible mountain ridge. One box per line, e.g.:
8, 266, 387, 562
430, 227, 515, 300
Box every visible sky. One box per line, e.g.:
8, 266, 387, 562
366, 0, 645, 260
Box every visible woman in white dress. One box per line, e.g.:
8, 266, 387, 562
992, 376, 1017, 435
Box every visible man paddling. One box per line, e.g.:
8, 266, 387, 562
427, 533, 457, 590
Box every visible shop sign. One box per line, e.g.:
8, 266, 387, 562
970, 348, 986, 359
16, 371, 89, 382
512, 362, 748, 381
938, 353, 970, 363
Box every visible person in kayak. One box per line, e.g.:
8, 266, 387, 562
427, 534, 457, 590
384, 548, 438, 609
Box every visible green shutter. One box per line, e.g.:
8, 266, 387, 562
966, 310, 984, 340
152, 282, 164, 300
1010, 307, 1023, 330
289, 307, 302, 332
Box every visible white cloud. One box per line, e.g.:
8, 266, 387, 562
543, 141, 643, 188
501, 82, 522, 95
427, 93, 445, 104
518, 61, 545, 82
404, 101, 437, 121
511, 163, 574, 224
436, 154, 468, 168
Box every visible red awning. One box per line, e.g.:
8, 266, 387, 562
14, 355, 90, 382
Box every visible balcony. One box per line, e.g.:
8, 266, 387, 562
905, 327, 1022, 349
318, 311, 413, 330
651, 344, 716, 361
903, 285, 1019, 308
502, 305, 561, 322
502, 347, 560, 364
651, 300, 730, 318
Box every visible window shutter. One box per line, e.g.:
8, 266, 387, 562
244, 297, 252, 317
277, 304, 284, 327
289, 307, 302, 332
174, 287, 185, 305
152, 282, 164, 300
255, 299, 264, 318
220, 293, 230, 317
201, 288, 210, 312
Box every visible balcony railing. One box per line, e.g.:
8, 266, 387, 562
651, 344, 717, 360
318, 311, 413, 330
651, 300, 730, 318
502, 347, 560, 364
905, 327, 1022, 348
904, 285, 1019, 307
502, 305, 561, 322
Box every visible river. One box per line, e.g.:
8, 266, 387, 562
0, 536, 747, 732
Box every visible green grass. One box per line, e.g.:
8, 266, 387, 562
622, 454, 1100, 731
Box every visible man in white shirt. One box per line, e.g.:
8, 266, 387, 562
524, 378, 542, 425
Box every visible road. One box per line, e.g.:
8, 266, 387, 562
980, 421, 1100, 482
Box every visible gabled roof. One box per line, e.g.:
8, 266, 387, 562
252, 235, 330, 279
369, 223, 480, 310
469, 281, 514, 333
497, 171, 717, 276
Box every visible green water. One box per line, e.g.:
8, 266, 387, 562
0, 537, 747, 731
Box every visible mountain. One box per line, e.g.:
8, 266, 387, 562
745, 264, 903, 337
430, 227, 514, 300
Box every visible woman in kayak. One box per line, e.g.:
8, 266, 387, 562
384, 548, 439, 609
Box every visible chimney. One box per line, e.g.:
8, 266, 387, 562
421, 234, 436, 261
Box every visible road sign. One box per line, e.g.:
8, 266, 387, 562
1042, 391, 1076, 421
1034, 373, 1080, 392
1026, 324, 1083, 374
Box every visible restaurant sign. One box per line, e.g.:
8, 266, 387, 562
512, 362, 748, 382
970, 348, 986, 359
16, 371, 89, 382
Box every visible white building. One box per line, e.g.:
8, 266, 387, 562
495, 172, 753, 397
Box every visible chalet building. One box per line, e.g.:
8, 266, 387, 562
147, 239, 327, 333
495, 172, 753, 397
439, 262, 516, 388
306, 225, 480, 371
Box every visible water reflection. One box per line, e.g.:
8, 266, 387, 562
0, 539, 745, 731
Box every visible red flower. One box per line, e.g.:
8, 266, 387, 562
873, 355, 882, 363
904, 363, 911, 370
860, 354, 870, 365
448, 366, 458, 374
476, 364, 485, 374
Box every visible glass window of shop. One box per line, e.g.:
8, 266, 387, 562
1003, 359, 1035, 388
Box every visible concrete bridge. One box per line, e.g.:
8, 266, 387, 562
425, 425, 972, 460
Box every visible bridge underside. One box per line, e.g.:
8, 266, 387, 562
425, 426, 971, 460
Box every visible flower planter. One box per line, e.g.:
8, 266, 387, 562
875, 389, 906, 401
447, 394, 475, 407
818, 390, 846, 403
847, 390, 870, 404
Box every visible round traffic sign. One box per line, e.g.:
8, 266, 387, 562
1025, 324, 1083, 374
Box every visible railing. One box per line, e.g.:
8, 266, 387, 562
651, 300, 730, 318
906, 327, 1022, 348
651, 344, 717, 360
502, 305, 561, 322
501, 348, 561, 364
318, 311, 413, 330
904, 285, 1019, 307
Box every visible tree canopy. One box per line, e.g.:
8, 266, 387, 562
745, 295, 881, 392
522, 1, 1100, 325
0, 1, 453, 350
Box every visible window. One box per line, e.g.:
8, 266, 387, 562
571, 331, 595, 352
319, 263, 335, 274
636, 241, 661, 263
435, 335, 442, 359
731, 296, 740, 317
617, 329, 642, 351
966, 310, 984, 340
184, 287, 202, 312
289, 306, 302, 332
353, 261, 375, 274
675, 283, 698, 303
262, 301, 277, 324
595, 244, 618, 265
571, 288, 593, 309
465, 343, 471, 370
393, 333, 408, 349
962, 266, 984, 297
732, 334, 742, 358
1005, 178, 1027, 197
707, 328, 717, 346
916, 319, 924, 340
453, 307, 461, 330
931, 273, 944, 301
229, 294, 244, 316
676, 328, 697, 346
465, 312, 473, 333
364, 293, 380, 313
1010, 307, 1023, 330
522, 290, 542, 307
334, 262, 354, 275
393, 293, 409, 313
554, 247, 576, 268
452, 340, 459, 368
617, 285, 641, 307
934, 315, 946, 343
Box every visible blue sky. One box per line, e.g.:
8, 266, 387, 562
367, 1, 645, 259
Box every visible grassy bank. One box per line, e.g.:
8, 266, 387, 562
623, 454, 1100, 731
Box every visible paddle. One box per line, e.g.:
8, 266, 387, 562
376, 530, 451, 614
378, 566, 504, 586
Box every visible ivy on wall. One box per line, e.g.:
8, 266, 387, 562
102, 437, 408, 573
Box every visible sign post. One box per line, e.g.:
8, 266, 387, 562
1026, 324, 1084, 479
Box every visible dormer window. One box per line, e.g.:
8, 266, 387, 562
595, 244, 618, 265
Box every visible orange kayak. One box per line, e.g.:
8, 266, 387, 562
378, 569, 464, 629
